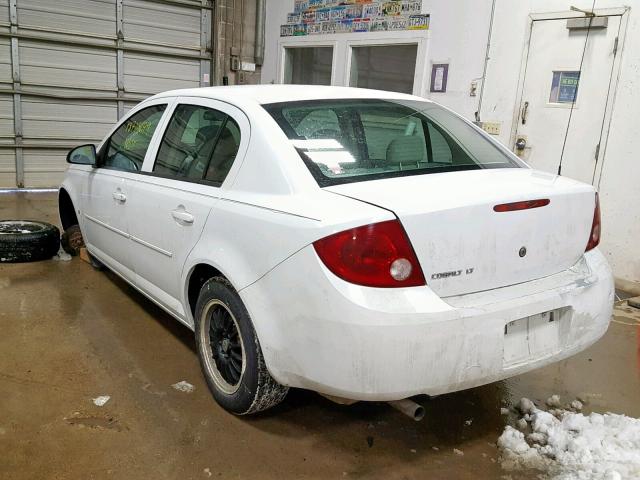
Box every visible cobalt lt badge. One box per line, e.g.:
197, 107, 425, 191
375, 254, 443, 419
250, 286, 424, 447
519, 246, 527, 258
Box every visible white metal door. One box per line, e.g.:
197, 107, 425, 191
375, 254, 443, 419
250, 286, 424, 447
514, 14, 621, 184
82, 171, 133, 277
128, 98, 250, 319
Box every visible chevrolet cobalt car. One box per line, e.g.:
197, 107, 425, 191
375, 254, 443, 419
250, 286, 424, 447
59, 85, 613, 415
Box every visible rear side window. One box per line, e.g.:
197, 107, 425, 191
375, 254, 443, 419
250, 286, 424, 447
264, 99, 521, 186
102, 104, 166, 172
153, 104, 241, 184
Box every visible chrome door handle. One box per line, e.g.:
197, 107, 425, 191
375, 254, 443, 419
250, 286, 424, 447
171, 209, 194, 224
112, 191, 127, 202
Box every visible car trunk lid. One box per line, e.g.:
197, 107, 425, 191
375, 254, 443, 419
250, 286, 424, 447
325, 169, 596, 297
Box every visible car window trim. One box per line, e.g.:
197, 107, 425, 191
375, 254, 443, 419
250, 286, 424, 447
137, 170, 224, 188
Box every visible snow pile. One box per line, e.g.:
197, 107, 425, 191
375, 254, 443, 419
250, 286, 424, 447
171, 380, 194, 393
497, 397, 640, 479
52, 247, 72, 261
92, 395, 110, 406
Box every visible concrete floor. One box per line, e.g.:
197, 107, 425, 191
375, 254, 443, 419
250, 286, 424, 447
1, 191, 639, 480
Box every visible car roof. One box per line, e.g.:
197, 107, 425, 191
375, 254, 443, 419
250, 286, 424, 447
148, 84, 430, 106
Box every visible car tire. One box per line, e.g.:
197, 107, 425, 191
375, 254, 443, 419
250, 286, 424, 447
0, 220, 60, 263
61, 224, 85, 256
194, 276, 288, 415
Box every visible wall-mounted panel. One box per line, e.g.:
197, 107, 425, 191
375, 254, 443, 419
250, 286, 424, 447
124, 52, 200, 93
0, 38, 12, 84
123, 0, 201, 47
17, 0, 116, 37
0, 0, 10, 25
0, 149, 16, 187
23, 149, 67, 187
21, 98, 117, 141
19, 41, 117, 91
0, 95, 14, 138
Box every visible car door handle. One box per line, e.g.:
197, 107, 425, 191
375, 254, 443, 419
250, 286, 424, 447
171, 209, 194, 224
112, 191, 127, 202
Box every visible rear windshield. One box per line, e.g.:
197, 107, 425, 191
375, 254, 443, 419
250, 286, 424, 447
264, 99, 522, 187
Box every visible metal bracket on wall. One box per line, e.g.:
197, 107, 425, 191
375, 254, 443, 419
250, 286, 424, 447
200, 2, 212, 87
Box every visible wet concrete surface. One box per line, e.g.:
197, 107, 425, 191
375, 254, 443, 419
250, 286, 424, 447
1, 191, 639, 479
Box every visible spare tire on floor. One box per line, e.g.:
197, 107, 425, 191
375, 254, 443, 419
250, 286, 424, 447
0, 220, 60, 263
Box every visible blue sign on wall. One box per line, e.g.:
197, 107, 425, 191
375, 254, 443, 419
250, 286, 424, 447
550, 71, 580, 104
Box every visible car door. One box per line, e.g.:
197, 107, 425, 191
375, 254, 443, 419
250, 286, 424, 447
127, 97, 249, 320
82, 101, 169, 278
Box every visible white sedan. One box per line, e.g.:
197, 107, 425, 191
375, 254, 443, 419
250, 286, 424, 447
59, 85, 613, 416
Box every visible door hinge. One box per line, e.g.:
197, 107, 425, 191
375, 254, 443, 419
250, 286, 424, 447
613, 36, 619, 56
595, 142, 601, 161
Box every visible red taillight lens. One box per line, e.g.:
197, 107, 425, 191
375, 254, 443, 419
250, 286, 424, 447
313, 220, 426, 288
585, 193, 601, 251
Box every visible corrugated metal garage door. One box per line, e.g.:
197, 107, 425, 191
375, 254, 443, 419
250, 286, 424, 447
0, 0, 213, 188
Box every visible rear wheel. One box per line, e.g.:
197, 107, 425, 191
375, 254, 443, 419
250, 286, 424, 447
194, 276, 288, 415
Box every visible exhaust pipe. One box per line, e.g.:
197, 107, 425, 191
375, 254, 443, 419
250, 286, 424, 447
388, 399, 425, 421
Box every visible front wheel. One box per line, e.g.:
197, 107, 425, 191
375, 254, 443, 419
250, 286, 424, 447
194, 277, 288, 415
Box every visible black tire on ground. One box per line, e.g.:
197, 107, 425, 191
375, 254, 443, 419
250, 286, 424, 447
194, 276, 289, 415
0, 220, 60, 263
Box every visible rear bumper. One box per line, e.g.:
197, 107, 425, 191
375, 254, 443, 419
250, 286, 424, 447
240, 248, 613, 401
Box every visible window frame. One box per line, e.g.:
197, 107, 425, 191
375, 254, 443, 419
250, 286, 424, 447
282, 45, 336, 86
275, 30, 429, 96
347, 42, 420, 95
278, 40, 339, 85
137, 96, 250, 190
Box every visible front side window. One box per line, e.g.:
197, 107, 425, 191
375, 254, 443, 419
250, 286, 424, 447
102, 104, 166, 172
153, 104, 241, 185
265, 99, 522, 186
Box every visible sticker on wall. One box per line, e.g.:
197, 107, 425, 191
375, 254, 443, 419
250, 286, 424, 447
287, 12, 302, 24
550, 71, 580, 103
381, 1, 403, 16
280, 0, 428, 37
430, 63, 449, 93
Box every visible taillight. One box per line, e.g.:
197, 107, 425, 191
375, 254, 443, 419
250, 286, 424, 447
585, 193, 601, 251
313, 220, 426, 288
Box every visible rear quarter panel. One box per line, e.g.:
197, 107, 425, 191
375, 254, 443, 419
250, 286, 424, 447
182, 189, 394, 319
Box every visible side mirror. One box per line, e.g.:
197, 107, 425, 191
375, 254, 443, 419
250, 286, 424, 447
67, 144, 97, 166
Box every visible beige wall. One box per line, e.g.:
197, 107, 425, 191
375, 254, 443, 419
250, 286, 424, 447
214, 0, 263, 86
